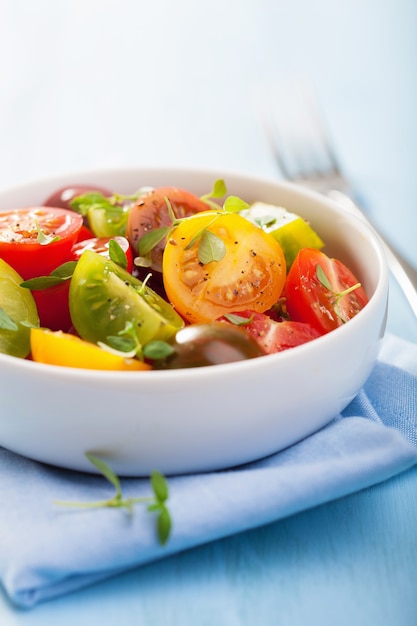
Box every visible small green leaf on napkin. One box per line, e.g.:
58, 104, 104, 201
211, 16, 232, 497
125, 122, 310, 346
54, 454, 172, 545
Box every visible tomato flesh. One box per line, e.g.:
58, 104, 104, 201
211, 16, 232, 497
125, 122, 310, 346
163, 211, 286, 324
220, 310, 322, 354
284, 248, 369, 334
0, 207, 83, 279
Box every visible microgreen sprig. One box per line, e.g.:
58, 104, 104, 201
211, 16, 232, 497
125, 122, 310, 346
103, 320, 143, 358
223, 312, 254, 326
54, 454, 172, 545
70, 191, 142, 218
34, 219, 60, 245
200, 178, 227, 209
103, 320, 174, 362
316, 264, 361, 322
20, 261, 78, 290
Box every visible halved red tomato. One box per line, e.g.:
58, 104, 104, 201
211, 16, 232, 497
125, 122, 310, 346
127, 186, 210, 272
71, 236, 133, 273
220, 310, 321, 354
0, 207, 83, 279
284, 248, 369, 334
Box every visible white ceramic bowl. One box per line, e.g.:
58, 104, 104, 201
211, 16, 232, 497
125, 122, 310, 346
0, 167, 388, 475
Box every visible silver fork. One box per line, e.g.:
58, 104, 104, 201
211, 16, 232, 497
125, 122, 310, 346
257, 80, 417, 319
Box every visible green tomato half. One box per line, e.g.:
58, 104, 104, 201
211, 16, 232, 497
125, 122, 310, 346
240, 202, 324, 270
0, 258, 39, 358
69, 250, 184, 348
87, 205, 130, 237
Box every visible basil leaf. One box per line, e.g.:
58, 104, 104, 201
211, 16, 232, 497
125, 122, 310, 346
198, 230, 226, 264
138, 226, 171, 257
108, 239, 128, 269
143, 340, 175, 360
316, 264, 333, 291
21, 275, 67, 290
51, 261, 78, 279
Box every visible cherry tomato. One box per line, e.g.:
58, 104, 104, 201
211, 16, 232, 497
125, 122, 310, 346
71, 236, 133, 273
127, 186, 209, 272
69, 250, 184, 347
0, 258, 39, 357
0, 207, 83, 279
284, 248, 369, 334
43, 185, 112, 211
220, 310, 322, 354
162, 211, 286, 324
30, 328, 150, 371
152, 322, 266, 369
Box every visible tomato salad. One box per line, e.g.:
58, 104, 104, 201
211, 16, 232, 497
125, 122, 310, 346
0, 180, 368, 370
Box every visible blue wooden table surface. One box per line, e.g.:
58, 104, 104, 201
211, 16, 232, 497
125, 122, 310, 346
0, 0, 416, 623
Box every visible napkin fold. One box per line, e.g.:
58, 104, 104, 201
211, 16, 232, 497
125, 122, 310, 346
1, 333, 416, 609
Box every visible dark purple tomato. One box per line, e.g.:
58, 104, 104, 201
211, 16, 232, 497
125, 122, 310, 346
43, 185, 113, 210
152, 322, 266, 369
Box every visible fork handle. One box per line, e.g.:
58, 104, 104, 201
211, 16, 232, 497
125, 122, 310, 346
328, 190, 417, 319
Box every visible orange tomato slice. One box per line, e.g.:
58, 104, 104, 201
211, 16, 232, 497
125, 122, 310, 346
30, 328, 151, 371
162, 211, 286, 324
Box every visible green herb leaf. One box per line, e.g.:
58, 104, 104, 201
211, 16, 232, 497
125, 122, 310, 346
54, 454, 172, 545
202, 179, 227, 200
34, 219, 60, 245
0, 307, 18, 331
20, 275, 67, 290
138, 226, 171, 257
105, 335, 138, 353
151, 470, 169, 503
316, 264, 332, 291
316, 263, 361, 323
101, 321, 143, 357
51, 261, 78, 279
108, 238, 128, 269
223, 196, 250, 213
223, 313, 254, 326
86, 453, 122, 499
20, 261, 77, 290
70, 192, 109, 216
143, 340, 175, 360
156, 505, 172, 545
198, 229, 226, 264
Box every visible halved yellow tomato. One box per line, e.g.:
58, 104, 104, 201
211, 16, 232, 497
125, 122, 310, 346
162, 211, 286, 323
30, 328, 150, 371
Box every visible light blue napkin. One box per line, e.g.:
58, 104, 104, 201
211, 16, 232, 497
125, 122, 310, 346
1, 333, 416, 609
